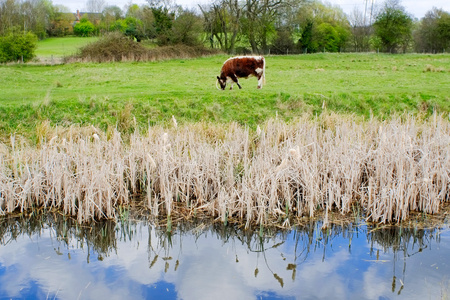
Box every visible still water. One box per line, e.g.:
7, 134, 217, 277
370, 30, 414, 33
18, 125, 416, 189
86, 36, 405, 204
0, 215, 449, 300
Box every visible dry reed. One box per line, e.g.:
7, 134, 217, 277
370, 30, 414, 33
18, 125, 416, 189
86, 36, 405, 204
0, 114, 448, 226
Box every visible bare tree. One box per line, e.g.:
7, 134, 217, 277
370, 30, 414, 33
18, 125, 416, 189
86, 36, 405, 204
244, 0, 285, 53
414, 8, 450, 53
0, 0, 20, 35
147, 0, 177, 12
348, 7, 371, 51
199, 0, 241, 53
86, 0, 105, 13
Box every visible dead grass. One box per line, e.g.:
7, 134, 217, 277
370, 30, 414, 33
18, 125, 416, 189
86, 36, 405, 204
423, 64, 448, 72
0, 113, 448, 226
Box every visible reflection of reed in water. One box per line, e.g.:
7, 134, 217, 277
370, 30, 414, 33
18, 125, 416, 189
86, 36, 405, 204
366, 225, 446, 296
367, 225, 439, 253
0, 213, 444, 261
0, 213, 120, 259
152, 220, 448, 292
0, 214, 446, 292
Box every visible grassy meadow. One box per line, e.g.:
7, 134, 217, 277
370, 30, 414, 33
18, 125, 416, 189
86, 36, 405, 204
0, 40, 449, 227
34, 37, 99, 58
0, 51, 449, 140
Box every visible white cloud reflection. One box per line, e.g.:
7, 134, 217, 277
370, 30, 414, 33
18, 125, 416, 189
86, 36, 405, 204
0, 224, 449, 300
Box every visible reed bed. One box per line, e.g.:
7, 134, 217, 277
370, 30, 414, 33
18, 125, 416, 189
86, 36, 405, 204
0, 113, 448, 227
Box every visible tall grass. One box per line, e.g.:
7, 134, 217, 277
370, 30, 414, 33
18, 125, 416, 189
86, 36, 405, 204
0, 113, 448, 226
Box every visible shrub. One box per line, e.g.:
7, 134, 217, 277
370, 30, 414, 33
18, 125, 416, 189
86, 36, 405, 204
0, 29, 38, 63
74, 32, 147, 62
74, 18, 96, 37
68, 32, 220, 63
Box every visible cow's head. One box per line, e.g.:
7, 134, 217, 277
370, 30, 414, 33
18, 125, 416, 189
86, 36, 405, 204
216, 76, 226, 90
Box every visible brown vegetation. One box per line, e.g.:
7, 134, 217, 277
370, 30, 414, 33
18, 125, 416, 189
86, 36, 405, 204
0, 114, 448, 227
65, 32, 220, 63
423, 64, 447, 73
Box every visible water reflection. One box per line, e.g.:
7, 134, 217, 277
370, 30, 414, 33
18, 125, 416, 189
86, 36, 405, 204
0, 214, 448, 300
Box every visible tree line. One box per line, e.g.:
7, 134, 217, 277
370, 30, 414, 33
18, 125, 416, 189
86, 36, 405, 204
0, 0, 449, 62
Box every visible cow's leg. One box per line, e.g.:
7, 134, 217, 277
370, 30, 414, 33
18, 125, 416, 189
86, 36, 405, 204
257, 75, 262, 89
256, 68, 264, 89
230, 74, 241, 89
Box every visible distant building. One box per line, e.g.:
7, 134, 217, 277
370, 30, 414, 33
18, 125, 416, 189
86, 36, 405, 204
73, 10, 102, 26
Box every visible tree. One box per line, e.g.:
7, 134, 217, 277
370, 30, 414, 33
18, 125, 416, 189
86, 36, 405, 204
123, 17, 144, 42
270, 26, 296, 54
124, 4, 156, 40
139, 6, 157, 39
74, 17, 96, 36
47, 5, 74, 36
199, 0, 241, 53
373, 0, 413, 53
270, 0, 304, 54
348, 7, 372, 52
0, 0, 21, 36
298, 19, 316, 52
86, 0, 105, 13
0, 28, 37, 63
316, 23, 340, 52
242, 0, 285, 54
151, 5, 174, 45
146, 0, 178, 45
171, 10, 203, 45
295, 1, 351, 53
414, 8, 450, 53
101, 5, 123, 33
0, 0, 53, 38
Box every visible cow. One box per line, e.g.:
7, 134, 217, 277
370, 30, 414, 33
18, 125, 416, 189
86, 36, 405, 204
216, 56, 265, 90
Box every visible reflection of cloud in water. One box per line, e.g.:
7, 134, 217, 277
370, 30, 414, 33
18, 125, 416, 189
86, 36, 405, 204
0, 223, 448, 300
0, 233, 134, 300
174, 244, 253, 300
362, 264, 391, 300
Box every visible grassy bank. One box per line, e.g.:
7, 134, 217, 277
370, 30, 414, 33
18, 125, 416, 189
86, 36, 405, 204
0, 53, 449, 226
0, 53, 449, 141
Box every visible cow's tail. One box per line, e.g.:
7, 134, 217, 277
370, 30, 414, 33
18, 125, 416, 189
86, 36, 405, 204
262, 56, 266, 86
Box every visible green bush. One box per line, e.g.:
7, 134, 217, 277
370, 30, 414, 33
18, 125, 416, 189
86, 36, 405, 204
0, 29, 38, 63
74, 18, 96, 37
110, 19, 127, 32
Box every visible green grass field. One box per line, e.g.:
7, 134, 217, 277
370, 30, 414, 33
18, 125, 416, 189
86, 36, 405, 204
1, 49, 449, 140
34, 37, 99, 58
35, 37, 98, 58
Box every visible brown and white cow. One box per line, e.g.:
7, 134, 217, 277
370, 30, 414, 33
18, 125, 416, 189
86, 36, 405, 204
216, 56, 265, 90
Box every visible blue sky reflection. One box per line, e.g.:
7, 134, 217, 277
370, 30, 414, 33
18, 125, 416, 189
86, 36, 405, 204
0, 221, 448, 300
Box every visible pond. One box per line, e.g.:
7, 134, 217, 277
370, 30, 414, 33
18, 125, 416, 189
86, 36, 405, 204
0, 215, 449, 300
